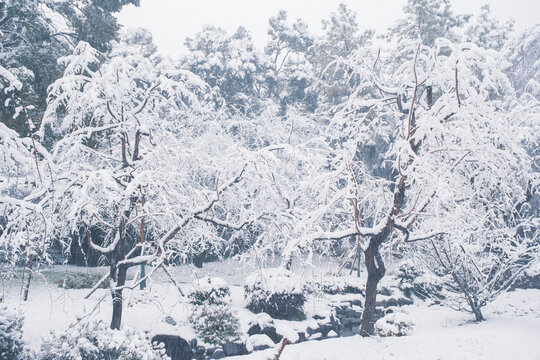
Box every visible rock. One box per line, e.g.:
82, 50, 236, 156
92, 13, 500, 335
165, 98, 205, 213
313, 314, 326, 320
210, 348, 226, 359
316, 316, 331, 326
162, 315, 177, 326
223, 340, 248, 356
247, 323, 261, 336
398, 297, 414, 306
275, 324, 299, 344
248, 313, 279, 342
297, 331, 306, 343
247, 334, 275, 351
319, 323, 334, 337
261, 325, 282, 344
194, 345, 206, 359
308, 332, 323, 341
327, 330, 339, 338
152, 334, 192, 360
306, 319, 320, 336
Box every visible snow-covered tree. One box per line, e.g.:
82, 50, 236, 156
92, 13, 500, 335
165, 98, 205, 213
0, 66, 53, 301
466, 5, 514, 51
286, 37, 537, 334
309, 4, 374, 107
183, 25, 267, 114
264, 10, 315, 109
40, 38, 312, 329
387, 0, 470, 47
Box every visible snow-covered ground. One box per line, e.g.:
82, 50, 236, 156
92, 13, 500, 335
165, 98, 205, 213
2, 261, 539, 359
231, 289, 540, 360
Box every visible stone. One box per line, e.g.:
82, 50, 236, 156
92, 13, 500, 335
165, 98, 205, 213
162, 315, 177, 326
261, 325, 282, 344
308, 332, 323, 341
276, 324, 299, 344
194, 345, 206, 359
398, 297, 414, 306
247, 323, 261, 336
247, 334, 275, 351
297, 331, 306, 343
223, 340, 248, 356
327, 330, 339, 338
152, 334, 192, 360
210, 348, 226, 359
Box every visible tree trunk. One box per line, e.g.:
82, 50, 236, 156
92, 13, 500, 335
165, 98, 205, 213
110, 214, 128, 330
360, 241, 386, 336
22, 254, 33, 301
111, 263, 126, 330
473, 307, 484, 322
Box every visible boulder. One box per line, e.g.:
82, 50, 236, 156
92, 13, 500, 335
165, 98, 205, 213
223, 340, 248, 356
210, 348, 226, 359
151, 334, 192, 360
247, 334, 275, 351
261, 325, 282, 344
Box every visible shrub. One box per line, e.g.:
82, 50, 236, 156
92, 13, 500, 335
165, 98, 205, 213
38, 320, 168, 360
56, 272, 109, 290
244, 268, 306, 320
306, 275, 364, 295
188, 277, 239, 345
0, 306, 24, 360
396, 262, 444, 300
374, 312, 413, 337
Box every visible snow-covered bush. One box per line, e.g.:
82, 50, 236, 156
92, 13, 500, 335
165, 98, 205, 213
0, 306, 24, 360
374, 312, 413, 337
306, 275, 364, 295
188, 277, 239, 345
244, 268, 306, 320
38, 320, 168, 360
396, 262, 444, 300
56, 272, 109, 290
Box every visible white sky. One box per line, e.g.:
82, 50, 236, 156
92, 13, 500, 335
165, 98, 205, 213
117, 0, 540, 57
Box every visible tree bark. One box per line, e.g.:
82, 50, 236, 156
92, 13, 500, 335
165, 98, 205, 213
473, 306, 484, 322
110, 214, 128, 330
360, 240, 386, 336
22, 254, 33, 301
110, 263, 126, 330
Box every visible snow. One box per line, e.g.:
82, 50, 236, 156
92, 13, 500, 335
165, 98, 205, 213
245, 267, 304, 295
231, 290, 540, 360
1, 263, 538, 360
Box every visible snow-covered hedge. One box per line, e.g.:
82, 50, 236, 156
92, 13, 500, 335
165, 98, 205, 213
0, 306, 24, 360
244, 268, 306, 320
374, 312, 413, 337
188, 277, 239, 345
38, 320, 168, 360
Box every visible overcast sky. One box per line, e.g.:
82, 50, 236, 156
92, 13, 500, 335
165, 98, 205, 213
117, 0, 539, 57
